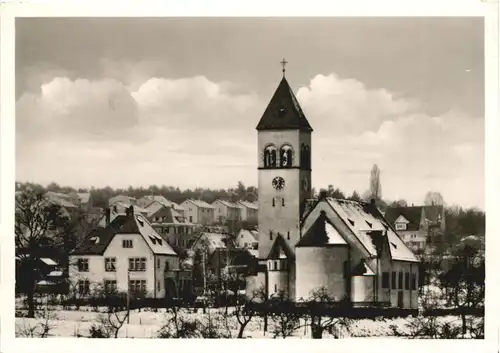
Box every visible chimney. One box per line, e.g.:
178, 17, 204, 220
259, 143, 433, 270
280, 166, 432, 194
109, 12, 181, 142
126, 205, 134, 217
318, 190, 328, 200
370, 198, 376, 206
105, 208, 111, 226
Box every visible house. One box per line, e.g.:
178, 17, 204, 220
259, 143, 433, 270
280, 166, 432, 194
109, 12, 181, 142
190, 232, 240, 292
180, 199, 215, 225
69, 206, 179, 299
384, 205, 446, 251
148, 205, 198, 249
245, 73, 419, 309
138, 195, 186, 217
212, 199, 242, 224
237, 200, 259, 223
44, 191, 79, 218
97, 202, 149, 227
108, 195, 137, 207
76, 192, 93, 213
235, 228, 259, 249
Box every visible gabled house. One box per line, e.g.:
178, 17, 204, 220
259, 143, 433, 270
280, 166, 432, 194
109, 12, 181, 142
180, 199, 215, 225
384, 205, 446, 251
108, 195, 137, 207
69, 206, 179, 299
98, 202, 149, 227
138, 195, 186, 217
237, 200, 259, 223
76, 192, 93, 213
212, 199, 242, 224
148, 205, 197, 249
235, 228, 259, 249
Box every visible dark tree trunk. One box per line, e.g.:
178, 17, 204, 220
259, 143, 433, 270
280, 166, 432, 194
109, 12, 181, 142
311, 326, 323, 339
237, 322, 248, 338
26, 278, 36, 318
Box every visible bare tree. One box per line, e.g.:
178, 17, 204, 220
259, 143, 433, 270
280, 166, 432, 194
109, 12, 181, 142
234, 286, 265, 338
268, 291, 303, 338
15, 189, 69, 318
301, 287, 351, 339
369, 164, 382, 202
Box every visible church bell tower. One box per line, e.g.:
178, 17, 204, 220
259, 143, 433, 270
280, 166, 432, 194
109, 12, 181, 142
256, 60, 313, 299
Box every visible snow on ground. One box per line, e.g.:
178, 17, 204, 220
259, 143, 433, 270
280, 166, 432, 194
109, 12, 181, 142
15, 306, 451, 338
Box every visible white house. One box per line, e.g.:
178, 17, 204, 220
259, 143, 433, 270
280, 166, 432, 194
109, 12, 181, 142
70, 206, 179, 299
138, 195, 186, 217
235, 228, 259, 249
237, 200, 259, 222
212, 199, 242, 224
180, 199, 215, 225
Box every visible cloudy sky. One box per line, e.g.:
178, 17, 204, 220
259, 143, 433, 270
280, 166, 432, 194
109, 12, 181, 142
15, 17, 484, 209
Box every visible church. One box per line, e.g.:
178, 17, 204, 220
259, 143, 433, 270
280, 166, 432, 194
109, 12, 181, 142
247, 65, 420, 309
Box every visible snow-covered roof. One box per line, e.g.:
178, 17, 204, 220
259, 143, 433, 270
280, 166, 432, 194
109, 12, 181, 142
40, 258, 57, 266
238, 200, 258, 210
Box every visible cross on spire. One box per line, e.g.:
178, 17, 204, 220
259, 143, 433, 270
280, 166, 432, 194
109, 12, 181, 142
280, 58, 288, 77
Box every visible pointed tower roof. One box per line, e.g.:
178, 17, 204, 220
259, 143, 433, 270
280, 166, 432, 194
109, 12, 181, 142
256, 77, 313, 132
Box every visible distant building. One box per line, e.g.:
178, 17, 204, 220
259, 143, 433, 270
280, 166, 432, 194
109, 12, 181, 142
97, 202, 149, 227
237, 200, 259, 222
235, 228, 259, 249
384, 205, 446, 251
137, 195, 186, 217
70, 206, 179, 299
108, 195, 137, 207
212, 199, 242, 224
180, 199, 215, 225
148, 205, 198, 249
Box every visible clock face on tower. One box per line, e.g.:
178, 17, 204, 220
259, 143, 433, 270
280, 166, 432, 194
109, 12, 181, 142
272, 176, 285, 191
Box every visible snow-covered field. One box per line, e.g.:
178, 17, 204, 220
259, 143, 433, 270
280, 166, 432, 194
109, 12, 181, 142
15, 306, 440, 338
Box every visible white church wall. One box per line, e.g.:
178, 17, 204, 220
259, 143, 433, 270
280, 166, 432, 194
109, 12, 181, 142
390, 261, 419, 309
351, 275, 375, 305
268, 269, 288, 298
295, 246, 348, 301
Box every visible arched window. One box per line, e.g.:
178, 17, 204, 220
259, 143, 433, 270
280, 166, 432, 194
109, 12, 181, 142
279, 145, 293, 167
264, 145, 277, 168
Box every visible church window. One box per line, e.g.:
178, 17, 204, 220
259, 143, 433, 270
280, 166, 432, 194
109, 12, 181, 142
279, 145, 293, 167
274, 260, 278, 270
269, 230, 273, 240
274, 284, 277, 293
272, 198, 275, 207
264, 146, 277, 168
287, 231, 290, 240
391, 272, 397, 289
398, 272, 403, 289
411, 273, 417, 290
282, 198, 285, 207
382, 272, 390, 289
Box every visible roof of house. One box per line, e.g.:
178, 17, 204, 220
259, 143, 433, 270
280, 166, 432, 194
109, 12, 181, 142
183, 199, 215, 209
110, 202, 149, 214
44, 191, 79, 209
256, 77, 313, 132
77, 192, 91, 204
214, 199, 241, 209
237, 229, 259, 243
298, 211, 348, 247
191, 232, 234, 253
385, 205, 444, 231
149, 205, 193, 225
237, 200, 259, 210
72, 209, 177, 256
301, 198, 418, 262
141, 196, 185, 211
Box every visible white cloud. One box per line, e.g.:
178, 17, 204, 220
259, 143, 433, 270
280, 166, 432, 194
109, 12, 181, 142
15, 68, 484, 208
